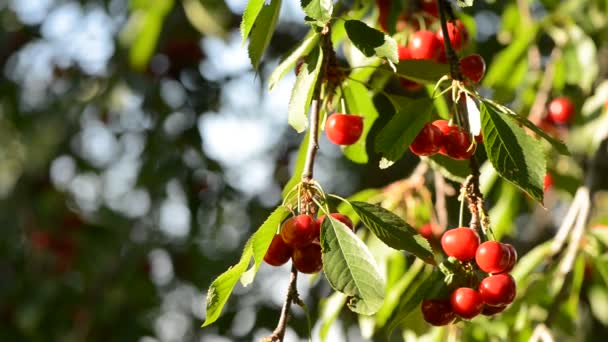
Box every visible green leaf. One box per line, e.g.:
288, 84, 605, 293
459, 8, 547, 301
301, 0, 333, 26
203, 206, 290, 326
336, 189, 381, 226
281, 132, 308, 199
350, 201, 435, 264
248, 0, 282, 69
342, 80, 379, 163
480, 102, 546, 203
483, 24, 539, 87
511, 241, 551, 285
394, 59, 450, 84
288, 46, 323, 132
375, 258, 426, 328
423, 154, 470, 183
488, 180, 519, 240
344, 20, 398, 64
374, 96, 433, 168
321, 216, 385, 315
269, 33, 319, 91
483, 99, 569, 155
240, 0, 266, 42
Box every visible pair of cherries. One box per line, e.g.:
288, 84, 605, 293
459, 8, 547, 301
263, 213, 354, 273
410, 120, 478, 160
421, 227, 518, 325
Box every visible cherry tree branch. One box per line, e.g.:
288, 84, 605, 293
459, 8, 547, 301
265, 26, 333, 342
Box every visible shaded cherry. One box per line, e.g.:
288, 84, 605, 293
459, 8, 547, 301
410, 123, 443, 156
293, 244, 323, 274
264, 234, 293, 266
481, 304, 507, 316
436, 21, 468, 52
325, 113, 364, 146
421, 299, 455, 326
443, 127, 476, 160
459, 54, 486, 83
503, 243, 517, 273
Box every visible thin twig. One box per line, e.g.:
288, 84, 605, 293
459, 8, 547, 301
436, 0, 462, 81
262, 265, 299, 342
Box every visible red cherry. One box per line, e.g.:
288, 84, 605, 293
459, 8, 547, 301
317, 213, 354, 231
481, 304, 507, 316
475, 241, 511, 274
459, 54, 486, 83
436, 21, 468, 51
421, 299, 455, 326
280, 215, 318, 248
325, 113, 364, 146
400, 78, 424, 92
544, 174, 553, 192
431, 119, 450, 153
443, 127, 476, 160
479, 274, 517, 306
410, 123, 443, 156
441, 227, 480, 261
264, 234, 293, 266
398, 45, 411, 60
548, 96, 575, 124
408, 31, 442, 61
420, 0, 439, 18
418, 223, 440, 240
30, 231, 52, 251
292, 244, 323, 274
503, 243, 517, 273
450, 287, 484, 319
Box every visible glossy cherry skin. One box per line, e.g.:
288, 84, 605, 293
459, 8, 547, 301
421, 299, 455, 326
431, 119, 451, 154
503, 244, 517, 273
441, 227, 480, 261
475, 241, 511, 274
410, 123, 443, 156
398, 45, 411, 60
293, 243, 323, 274
481, 304, 507, 316
436, 21, 468, 52
548, 96, 575, 124
459, 54, 486, 83
280, 215, 318, 248
376, 0, 391, 32
479, 274, 517, 306
443, 127, 476, 160
264, 234, 293, 266
325, 113, 364, 146
451, 287, 484, 319
408, 30, 442, 61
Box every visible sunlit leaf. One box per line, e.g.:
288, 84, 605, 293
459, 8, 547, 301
248, 0, 282, 69
342, 80, 379, 163
288, 46, 323, 132
269, 33, 320, 91
203, 206, 290, 326
344, 20, 398, 64
321, 216, 385, 315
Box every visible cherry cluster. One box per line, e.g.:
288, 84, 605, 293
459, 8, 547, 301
263, 213, 354, 273
410, 119, 479, 160
421, 227, 518, 325
380, 0, 487, 90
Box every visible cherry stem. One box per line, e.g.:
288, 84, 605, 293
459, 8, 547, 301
436, 0, 462, 82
